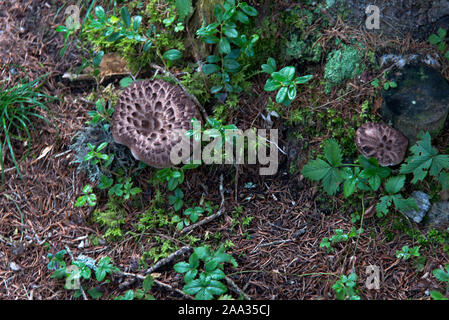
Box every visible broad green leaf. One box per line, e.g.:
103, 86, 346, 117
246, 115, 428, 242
384, 175, 405, 194
202, 64, 219, 75
264, 78, 282, 92
120, 7, 131, 28
302, 159, 331, 181
219, 37, 231, 54
278, 66, 296, 81
433, 268, 449, 282
163, 49, 182, 61
324, 139, 342, 167
429, 34, 441, 45
276, 86, 288, 104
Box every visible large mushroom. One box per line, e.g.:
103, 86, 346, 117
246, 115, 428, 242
112, 79, 201, 168
355, 122, 408, 167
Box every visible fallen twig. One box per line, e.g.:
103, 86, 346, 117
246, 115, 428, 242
224, 276, 251, 300
119, 271, 193, 300
144, 245, 193, 275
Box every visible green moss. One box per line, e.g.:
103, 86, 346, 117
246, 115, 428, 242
324, 44, 365, 94
92, 198, 127, 241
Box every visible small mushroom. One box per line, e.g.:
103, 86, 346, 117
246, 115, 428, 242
355, 122, 408, 167
112, 79, 201, 168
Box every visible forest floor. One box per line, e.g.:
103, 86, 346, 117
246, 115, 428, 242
1, 0, 449, 300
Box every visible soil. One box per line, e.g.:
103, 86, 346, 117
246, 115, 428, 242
1, 0, 448, 300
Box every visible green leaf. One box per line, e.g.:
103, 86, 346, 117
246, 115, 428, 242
235, 10, 249, 24
264, 79, 282, 92
400, 132, 449, 183
94, 6, 106, 21
302, 159, 332, 181
429, 34, 442, 45
430, 290, 448, 300
287, 85, 297, 101
433, 268, 449, 282
219, 37, 231, 54
438, 28, 447, 39
376, 195, 393, 217
295, 74, 313, 84
202, 64, 219, 75
278, 66, 296, 81
261, 63, 275, 74
133, 16, 142, 31
143, 40, 152, 52
93, 51, 104, 68
324, 139, 342, 167
88, 287, 103, 299
384, 175, 405, 194
163, 49, 182, 61
239, 3, 258, 16
223, 25, 238, 38
143, 275, 154, 292
223, 58, 240, 73
120, 7, 131, 28
276, 86, 288, 104
393, 196, 418, 213
120, 76, 134, 88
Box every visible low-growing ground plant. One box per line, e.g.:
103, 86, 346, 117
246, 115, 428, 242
431, 264, 449, 300
47, 249, 119, 299
174, 245, 237, 300
196, 0, 258, 98
0, 75, 55, 182
261, 57, 313, 106
332, 272, 360, 300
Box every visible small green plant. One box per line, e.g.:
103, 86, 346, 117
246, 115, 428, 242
115, 275, 155, 300
47, 250, 120, 299
196, 0, 259, 97
106, 176, 142, 200
320, 228, 362, 252
261, 57, 313, 106
332, 273, 360, 300
169, 188, 184, 212
302, 139, 417, 217
173, 206, 204, 230
83, 142, 114, 168
87, 98, 114, 126
400, 131, 449, 189
429, 28, 449, 61
396, 245, 420, 261
371, 78, 397, 91
0, 75, 55, 182
174, 245, 237, 300
75, 185, 97, 207
430, 264, 449, 300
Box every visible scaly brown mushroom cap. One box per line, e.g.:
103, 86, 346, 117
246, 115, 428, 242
355, 122, 408, 167
112, 79, 201, 168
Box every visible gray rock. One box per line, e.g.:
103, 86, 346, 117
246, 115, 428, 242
403, 191, 431, 223
334, 0, 449, 40
381, 63, 449, 145
427, 202, 449, 230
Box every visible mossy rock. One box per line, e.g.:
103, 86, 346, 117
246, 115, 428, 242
381, 63, 449, 144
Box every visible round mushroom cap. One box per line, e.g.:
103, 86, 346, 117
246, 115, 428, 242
112, 79, 201, 168
355, 122, 408, 167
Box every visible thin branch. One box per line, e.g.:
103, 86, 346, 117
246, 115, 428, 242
224, 276, 251, 300
144, 245, 193, 275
